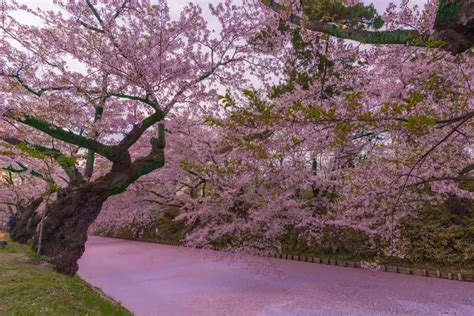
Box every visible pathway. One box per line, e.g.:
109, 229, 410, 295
78, 236, 474, 316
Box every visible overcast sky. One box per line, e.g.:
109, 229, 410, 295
9, 0, 429, 80
15, 1, 429, 24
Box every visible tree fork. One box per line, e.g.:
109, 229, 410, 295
34, 123, 167, 275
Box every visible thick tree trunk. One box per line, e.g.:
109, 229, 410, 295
10, 196, 43, 243
32, 122, 166, 275
33, 183, 109, 275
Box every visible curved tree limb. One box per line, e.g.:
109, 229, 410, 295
5, 114, 118, 161
1, 136, 83, 184
262, 0, 474, 54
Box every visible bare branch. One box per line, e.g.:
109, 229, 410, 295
113, 0, 129, 20
85, 0, 104, 26
77, 20, 104, 33
108, 93, 159, 110
117, 111, 164, 150
0, 69, 72, 97
407, 175, 474, 187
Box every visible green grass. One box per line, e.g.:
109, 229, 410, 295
0, 233, 132, 316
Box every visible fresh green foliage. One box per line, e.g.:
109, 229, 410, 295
399, 199, 474, 268
406, 115, 436, 133
436, 0, 462, 21
204, 116, 225, 127
218, 93, 236, 109
301, 0, 382, 29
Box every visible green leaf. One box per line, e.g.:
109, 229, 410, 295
218, 93, 235, 110
372, 16, 384, 29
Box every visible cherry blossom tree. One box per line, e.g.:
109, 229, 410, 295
1, 0, 472, 273
124, 0, 473, 257
0, 0, 272, 274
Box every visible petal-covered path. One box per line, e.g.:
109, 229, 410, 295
78, 237, 474, 316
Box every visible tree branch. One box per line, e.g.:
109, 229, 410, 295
77, 20, 105, 33
113, 0, 129, 20
262, 0, 424, 45
262, 0, 474, 53
436, 110, 474, 125
117, 111, 164, 150
108, 93, 159, 110
461, 163, 474, 175
129, 122, 166, 181
1, 70, 72, 97
1, 136, 83, 183
407, 175, 474, 187
5, 114, 118, 162
85, 0, 104, 26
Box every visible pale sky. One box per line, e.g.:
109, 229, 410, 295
14, 1, 429, 23
8, 0, 430, 88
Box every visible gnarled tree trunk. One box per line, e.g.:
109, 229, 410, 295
33, 183, 109, 275
10, 196, 43, 243
34, 124, 166, 275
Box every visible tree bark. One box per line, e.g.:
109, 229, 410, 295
33, 183, 109, 275
10, 196, 43, 243
30, 122, 166, 275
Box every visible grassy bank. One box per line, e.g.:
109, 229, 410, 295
0, 232, 131, 316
